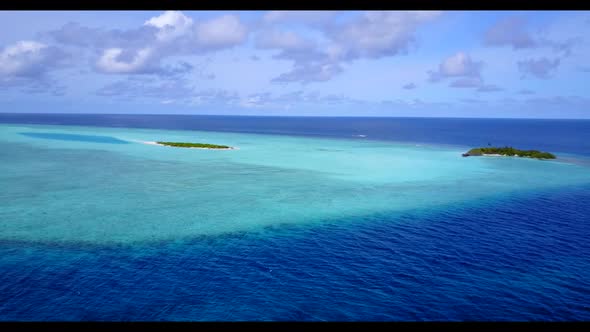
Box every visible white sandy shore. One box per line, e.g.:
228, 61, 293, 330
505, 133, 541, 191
480, 153, 555, 160
140, 141, 238, 150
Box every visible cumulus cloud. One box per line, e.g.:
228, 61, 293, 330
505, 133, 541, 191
95, 48, 200, 77
0, 40, 68, 94
327, 11, 442, 61
49, 22, 157, 49
428, 52, 483, 82
517, 57, 560, 79
428, 52, 504, 91
484, 16, 537, 49
144, 10, 194, 42
49, 11, 248, 77
257, 11, 442, 83
484, 16, 576, 56
256, 29, 315, 51
195, 15, 248, 49
0, 40, 64, 77
255, 29, 324, 70
95, 47, 155, 74
94, 58, 217, 99
159, 61, 196, 77
145, 11, 247, 50
0, 41, 46, 76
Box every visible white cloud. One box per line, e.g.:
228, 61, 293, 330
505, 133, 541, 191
484, 15, 577, 56
96, 47, 154, 74
196, 15, 247, 48
427, 52, 505, 91
49, 11, 249, 76
329, 11, 442, 60
0, 40, 67, 94
484, 16, 536, 49
0, 41, 48, 76
259, 11, 442, 83
256, 30, 315, 51
440, 52, 481, 77
428, 52, 483, 82
145, 11, 194, 42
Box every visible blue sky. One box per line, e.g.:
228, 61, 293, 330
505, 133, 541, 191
0, 10, 589, 118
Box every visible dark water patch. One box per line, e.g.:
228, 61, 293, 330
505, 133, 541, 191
1, 185, 589, 321
19, 132, 129, 144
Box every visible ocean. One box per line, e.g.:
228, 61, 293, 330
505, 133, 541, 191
0, 114, 589, 321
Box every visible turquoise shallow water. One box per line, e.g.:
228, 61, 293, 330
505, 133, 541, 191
2, 123, 590, 245
1, 117, 590, 321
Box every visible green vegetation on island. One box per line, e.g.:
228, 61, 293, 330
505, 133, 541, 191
462, 146, 556, 159
156, 142, 233, 149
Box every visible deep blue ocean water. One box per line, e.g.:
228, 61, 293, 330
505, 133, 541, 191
0, 114, 589, 321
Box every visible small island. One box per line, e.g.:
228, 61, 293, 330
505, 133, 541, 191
462, 146, 556, 159
156, 141, 234, 149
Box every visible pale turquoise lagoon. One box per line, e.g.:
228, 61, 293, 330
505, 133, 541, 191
2, 123, 590, 245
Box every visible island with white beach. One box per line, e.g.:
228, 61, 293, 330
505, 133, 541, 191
462, 146, 556, 159
152, 141, 235, 150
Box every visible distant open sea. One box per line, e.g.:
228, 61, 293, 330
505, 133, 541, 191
0, 113, 589, 321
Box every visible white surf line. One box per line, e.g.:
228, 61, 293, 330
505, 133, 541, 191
122, 138, 159, 145
122, 138, 160, 145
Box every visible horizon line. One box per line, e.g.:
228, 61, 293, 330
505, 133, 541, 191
1, 112, 589, 121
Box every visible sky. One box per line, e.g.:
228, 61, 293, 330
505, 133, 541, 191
0, 10, 589, 118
